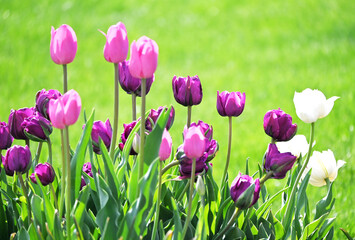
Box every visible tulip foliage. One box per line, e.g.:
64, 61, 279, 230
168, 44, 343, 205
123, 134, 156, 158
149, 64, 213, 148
0, 22, 351, 240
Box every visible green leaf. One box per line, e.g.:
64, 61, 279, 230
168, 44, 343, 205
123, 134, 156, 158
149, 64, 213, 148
340, 228, 354, 240
0, 192, 9, 237
256, 187, 289, 219
18, 226, 30, 240
318, 217, 335, 239
299, 213, 328, 240
314, 182, 335, 220
171, 197, 183, 240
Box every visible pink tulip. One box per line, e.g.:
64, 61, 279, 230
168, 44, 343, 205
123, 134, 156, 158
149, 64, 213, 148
183, 126, 205, 159
129, 36, 159, 79
159, 129, 172, 161
50, 24, 77, 65
48, 89, 81, 129
101, 22, 129, 63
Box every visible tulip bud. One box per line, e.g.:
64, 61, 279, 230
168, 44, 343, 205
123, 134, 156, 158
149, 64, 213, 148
0, 122, 13, 150
48, 89, 81, 129
129, 36, 159, 79
50, 24, 77, 65
132, 133, 141, 154
263, 108, 297, 142
264, 144, 297, 179
119, 60, 154, 96
8, 107, 35, 140
4, 145, 31, 174
23, 114, 53, 142
196, 175, 205, 196
35, 89, 62, 119
30, 163, 55, 186
101, 22, 129, 63
230, 173, 260, 209
183, 126, 206, 159
159, 129, 172, 161
293, 89, 339, 123
2, 155, 14, 176
89, 119, 112, 154
146, 106, 175, 132
216, 90, 246, 117
81, 162, 93, 189
119, 121, 138, 155
172, 75, 203, 107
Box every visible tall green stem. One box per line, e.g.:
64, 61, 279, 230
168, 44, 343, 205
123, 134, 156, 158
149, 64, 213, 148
18, 173, 32, 226
161, 160, 179, 175
63, 64, 68, 93
33, 142, 43, 166
138, 78, 146, 180
132, 93, 136, 120
152, 161, 163, 240
59, 130, 66, 218
214, 208, 241, 240
187, 106, 192, 128
182, 157, 196, 239
47, 138, 52, 165
282, 122, 315, 226
110, 63, 119, 160
222, 117, 232, 184
64, 126, 71, 240
50, 183, 59, 210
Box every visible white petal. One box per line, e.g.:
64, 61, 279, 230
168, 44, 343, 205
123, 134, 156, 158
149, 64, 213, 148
319, 96, 339, 119
336, 160, 346, 169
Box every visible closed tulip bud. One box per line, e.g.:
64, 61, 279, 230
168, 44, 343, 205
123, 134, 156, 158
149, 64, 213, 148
172, 75, 203, 107
8, 107, 35, 140
101, 22, 129, 63
2, 155, 14, 176
50, 24, 77, 65
129, 36, 159, 79
23, 114, 53, 142
217, 91, 246, 117
264, 144, 297, 179
196, 175, 205, 196
183, 126, 205, 159
4, 145, 31, 174
263, 108, 297, 142
146, 106, 175, 132
119, 120, 138, 155
48, 89, 81, 129
30, 163, 55, 186
230, 173, 260, 209
0, 122, 13, 150
119, 60, 154, 96
35, 89, 62, 119
293, 89, 339, 123
81, 162, 93, 189
89, 119, 112, 154
159, 129, 172, 161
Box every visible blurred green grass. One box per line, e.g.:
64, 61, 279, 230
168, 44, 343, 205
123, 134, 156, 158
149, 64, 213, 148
1, 0, 354, 237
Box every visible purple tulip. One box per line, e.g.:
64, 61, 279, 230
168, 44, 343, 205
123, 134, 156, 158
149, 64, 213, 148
263, 108, 297, 142
35, 89, 62, 119
50, 24, 77, 65
4, 145, 31, 174
145, 106, 175, 132
90, 119, 112, 154
119, 120, 138, 155
30, 163, 55, 186
172, 75, 203, 107
179, 149, 209, 179
2, 155, 14, 176
119, 60, 154, 96
230, 173, 260, 209
102, 22, 129, 63
0, 122, 13, 150
22, 114, 52, 142
264, 143, 297, 179
8, 107, 35, 140
217, 91, 246, 117
81, 162, 94, 189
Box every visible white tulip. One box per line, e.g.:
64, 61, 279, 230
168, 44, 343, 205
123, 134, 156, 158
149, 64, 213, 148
293, 89, 339, 123
276, 135, 312, 158
305, 150, 346, 187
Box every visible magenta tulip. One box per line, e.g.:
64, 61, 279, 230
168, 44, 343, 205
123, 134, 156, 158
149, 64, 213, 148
183, 126, 205, 159
30, 163, 55, 186
0, 122, 13, 150
50, 24, 77, 65
159, 129, 172, 161
230, 173, 260, 209
4, 145, 31, 174
48, 89, 81, 129
8, 107, 36, 140
263, 108, 297, 142
129, 36, 159, 79
217, 91, 246, 117
35, 89, 62, 119
101, 22, 129, 63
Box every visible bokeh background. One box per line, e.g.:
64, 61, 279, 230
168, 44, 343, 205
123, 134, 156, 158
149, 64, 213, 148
1, 0, 354, 237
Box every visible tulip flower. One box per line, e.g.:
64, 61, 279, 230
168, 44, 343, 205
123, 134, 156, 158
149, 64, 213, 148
36, 89, 62, 119
119, 120, 138, 155
89, 119, 112, 154
48, 89, 81, 129
230, 173, 261, 209
146, 106, 175, 132
276, 135, 311, 158
172, 75, 203, 107
129, 36, 159, 79
159, 129, 172, 161
50, 24, 77, 65
101, 22, 129, 63
305, 150, 346, 187
2, 155, 14, 176
4, 145, 31, 174
179, 153, 209, 179
217, 90, 246, 117
183, 126, 206, 159
264, 144, 297, 179
263, 108, 297, 142
23, 114, 53, 142
8, 107, 35, 140
0, 122, 13, 150
81, 162, 94, 190
30, 163, 55, 186
293, 89, 339, 123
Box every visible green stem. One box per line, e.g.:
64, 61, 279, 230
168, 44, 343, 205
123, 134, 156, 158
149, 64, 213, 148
260, 171, 274, 185
222, 116, 232, 184
50, 183, 59, 210
182, 157, 196, 239
33, 142, 43, 166
282, 122, 315, 226
187, 106, 192, 128
214, 208, 241, 240
64, 126, 71, 240
25, 139, 30, 148
132, 93, 136, 121
152, 161, 163, 240
138, 78, 147, 181
177, 181, 190, 202
47, 138, 52, 165
325, 178, 331, 189
161, 160, 179, 175
59, 130, 66, 218
110, 63, 119, 160
18, 173, 32, 226
63, 64, 68, 93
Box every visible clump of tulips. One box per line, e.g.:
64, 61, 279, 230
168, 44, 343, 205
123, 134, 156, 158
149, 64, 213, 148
0, 22, 349, 240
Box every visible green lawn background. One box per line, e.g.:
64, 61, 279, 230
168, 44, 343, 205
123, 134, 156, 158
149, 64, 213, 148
1, 0, 354, 237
